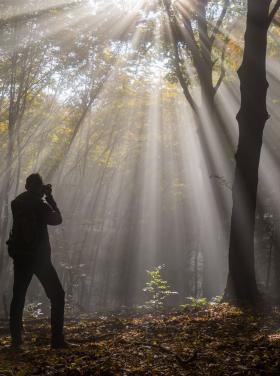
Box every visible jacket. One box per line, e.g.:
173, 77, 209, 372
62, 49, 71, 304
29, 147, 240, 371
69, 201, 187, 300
8, 190, 62, 259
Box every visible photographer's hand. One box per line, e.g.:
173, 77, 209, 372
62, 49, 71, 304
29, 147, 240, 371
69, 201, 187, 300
45, 185, 59, 211
44, 193, 62, 225
42, 184, 62, 225
44, 184, 52, 197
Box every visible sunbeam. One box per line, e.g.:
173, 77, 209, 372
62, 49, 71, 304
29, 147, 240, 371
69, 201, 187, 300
1, 3, 280, 370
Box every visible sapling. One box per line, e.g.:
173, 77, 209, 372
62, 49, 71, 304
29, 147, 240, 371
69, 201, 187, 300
143, 265, 178, 311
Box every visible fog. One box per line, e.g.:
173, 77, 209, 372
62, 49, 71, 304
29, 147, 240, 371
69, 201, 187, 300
1, 0, 280, 315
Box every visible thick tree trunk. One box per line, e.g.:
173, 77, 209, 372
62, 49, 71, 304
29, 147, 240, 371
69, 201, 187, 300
272, 219, 280, 301
224, 0, 271, 304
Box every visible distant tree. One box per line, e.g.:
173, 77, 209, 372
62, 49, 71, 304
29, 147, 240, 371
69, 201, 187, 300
161, 0, 232, 298
161, 0, 231, 109
0, 14, 60, 270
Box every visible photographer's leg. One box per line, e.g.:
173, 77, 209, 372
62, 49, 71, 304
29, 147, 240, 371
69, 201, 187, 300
10, 260, 33, 347
35, 260, 65, 347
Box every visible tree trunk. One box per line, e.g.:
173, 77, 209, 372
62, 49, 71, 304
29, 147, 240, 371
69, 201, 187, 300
0, 52, 17, 272
224, 0, 271, 304
272, 219, 280, 301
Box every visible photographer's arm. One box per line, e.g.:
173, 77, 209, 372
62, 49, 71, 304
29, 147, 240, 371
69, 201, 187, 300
44, 194, 63, 226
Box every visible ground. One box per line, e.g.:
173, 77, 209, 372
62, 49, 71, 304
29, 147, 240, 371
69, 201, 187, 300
1, 304, 280, 375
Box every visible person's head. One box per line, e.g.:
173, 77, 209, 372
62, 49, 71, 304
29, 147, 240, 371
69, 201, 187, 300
25, 173, 44, 196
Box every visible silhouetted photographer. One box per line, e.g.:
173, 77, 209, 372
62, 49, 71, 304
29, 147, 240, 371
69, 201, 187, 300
7, 173, 67, 349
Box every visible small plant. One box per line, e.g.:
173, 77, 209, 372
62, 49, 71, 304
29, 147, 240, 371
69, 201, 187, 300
60, 262, 88, 316
210, 295, 223, 304
181, 295, 223, 309
142, 265, 178, 311
23, 302, 44, 319
181, 297, 209, 308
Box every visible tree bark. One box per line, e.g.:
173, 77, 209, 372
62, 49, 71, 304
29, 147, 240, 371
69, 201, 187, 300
224, 0, 271, 304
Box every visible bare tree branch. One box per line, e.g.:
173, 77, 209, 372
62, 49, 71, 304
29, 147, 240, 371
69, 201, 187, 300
210, 0, 230, 46
179, 10, 202, 65
269, 0, 280, 26
161, 0, 197, 112
214, 35, 229, 94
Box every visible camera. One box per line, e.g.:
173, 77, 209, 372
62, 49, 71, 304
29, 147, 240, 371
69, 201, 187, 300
43, 184, 52, 195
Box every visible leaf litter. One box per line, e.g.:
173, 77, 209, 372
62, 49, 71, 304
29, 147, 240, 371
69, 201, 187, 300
1, 304, 280, 375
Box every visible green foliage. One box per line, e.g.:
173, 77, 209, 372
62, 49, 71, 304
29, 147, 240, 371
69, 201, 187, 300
182, 297, 209, 308
142, 265, 178, 311
60, 262, 88, 316
210, 295, 223, 304
23, 302, 44, 319
181, 295, 223, 309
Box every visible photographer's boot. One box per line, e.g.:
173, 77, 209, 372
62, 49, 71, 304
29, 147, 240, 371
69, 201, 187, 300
10, 335, 23, 350
51, 334, 70, 349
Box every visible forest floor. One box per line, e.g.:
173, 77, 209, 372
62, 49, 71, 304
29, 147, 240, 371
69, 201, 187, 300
0, 304, 280, 375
